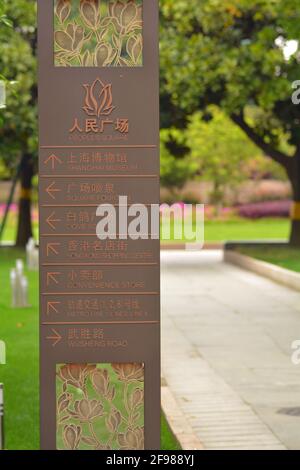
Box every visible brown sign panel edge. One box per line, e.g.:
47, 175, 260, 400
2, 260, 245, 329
38, 0, 160, 450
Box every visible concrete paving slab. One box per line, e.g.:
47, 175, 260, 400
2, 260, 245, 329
162, 250, 300, 450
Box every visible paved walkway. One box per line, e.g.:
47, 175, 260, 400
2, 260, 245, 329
161, 250, 300, 450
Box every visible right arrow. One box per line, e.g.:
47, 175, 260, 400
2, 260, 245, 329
47, 301, 61, 315
44, 154, 62, 170
46, 328, 62, 347
46, 211, 61, 231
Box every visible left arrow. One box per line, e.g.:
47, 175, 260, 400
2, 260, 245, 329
46, 181, 61, 200
46, 212, 61, 230
46, 329, 62, 347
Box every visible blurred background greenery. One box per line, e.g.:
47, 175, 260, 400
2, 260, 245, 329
1, 0, 300, 450
1, 0, 300, 246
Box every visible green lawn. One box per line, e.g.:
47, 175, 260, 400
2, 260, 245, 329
0, 248, 180, 450
237, 245, 300, 273
0, 211, 38, 243
0, 248, 39, 450
162, 217, 290, 243
0, 215, 290, 244
203, 218, 289, 242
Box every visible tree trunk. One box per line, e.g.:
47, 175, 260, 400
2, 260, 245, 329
290, 219, 300, 246
230, 114, 300, 246
16, 153, 34, 248
289, 152, 300, 247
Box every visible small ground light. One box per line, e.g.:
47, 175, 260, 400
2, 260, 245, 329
0, 341, 5, 365
0, 81, 6, 109
10, 259, 30, 308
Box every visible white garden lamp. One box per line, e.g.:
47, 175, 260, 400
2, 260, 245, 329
0, 81, 6, 109
10, 260, 30, 308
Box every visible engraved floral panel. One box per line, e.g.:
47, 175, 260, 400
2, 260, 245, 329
54, 0, 143, 67
56, 363, 145, 450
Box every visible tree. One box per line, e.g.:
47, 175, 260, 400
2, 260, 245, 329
160, 128, 198, 199
0, 0, 12, 34
186, 106, 265, 210
0, 0, 37, 247
160, 0, 300, 245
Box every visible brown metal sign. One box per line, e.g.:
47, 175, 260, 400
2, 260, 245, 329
38, 0, 160, 450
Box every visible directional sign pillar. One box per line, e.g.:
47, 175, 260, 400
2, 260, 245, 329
38, 0, 160, 450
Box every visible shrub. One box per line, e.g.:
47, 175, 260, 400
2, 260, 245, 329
238, 200, 291, 219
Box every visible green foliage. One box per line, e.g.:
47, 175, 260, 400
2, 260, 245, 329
0, 0, 12, 29
160, 128, 198, 193
0, 0, 13, 119
0, 0, 37, 171
0, 158, 10, 178
160, 0, 300, 159
186, 107, 258, 202
160, 107, 286, 202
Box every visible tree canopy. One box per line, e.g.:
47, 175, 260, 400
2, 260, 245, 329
0, 0, 37, 172
161, 0, 299, 163
160, 0, 300, 243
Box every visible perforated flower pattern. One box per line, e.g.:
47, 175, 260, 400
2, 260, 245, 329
56, 363, 144, 450
54, 0, 143, 67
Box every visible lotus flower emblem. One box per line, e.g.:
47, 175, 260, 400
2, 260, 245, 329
83, 78, 115, 117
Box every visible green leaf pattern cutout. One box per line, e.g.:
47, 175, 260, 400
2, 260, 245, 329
56, 363, 144, 450
54, 0, 143, 67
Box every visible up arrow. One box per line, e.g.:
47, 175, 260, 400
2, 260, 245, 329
44, 154, 62, 170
